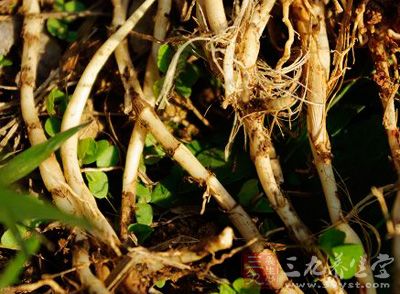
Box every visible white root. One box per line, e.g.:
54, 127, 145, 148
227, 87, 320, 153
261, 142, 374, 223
112, 0, 147, 242
73, 233, 110, 294
116, 0, 172, 240
60, 0, 156, 249
20, 0, 120, 255
121, 123, 147, 241
112, 0, 144, 114
293, 0, 375, 290
20, 0, 76, 216
201, 0, 345, 291
143, 0, 172, 104
201, 0, 228, 34
151, 0, 172, 62
20, 3, 120, 291
130, 97, 302, 293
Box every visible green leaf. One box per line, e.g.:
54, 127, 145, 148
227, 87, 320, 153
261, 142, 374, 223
64, 1, 86, 12
218, 283, 236, 294
136, 182, 152, 203
54, 0, 65, 11
232, 278, 260, 294
46, 18, 69, 40
0, 124, 85, 186
0, 55, 12, 67
237, 179, 259, 207
197, 148, 226, 169
0, 187, 91, 229
85, 171, 108, 198
128, 223, 153, 244
153, 77, 165, 97
252, 198, 273, 213
154, 279, 166, 288
44, 117, 61, 137
96, 145, 119, 168
151, 182, 173, 207
144, 134, 165, 163
186, 140, 203, 154
329, 244, 363, 280
0, 236, 40, 288
135, 203, 153, 225
95, 139, 109, 154
175, 81, 192, 98
157, 44, 173, 73
1, 226, 29, 250
65, 30, 78, 42
318, 228, 346, 256
46, 88, 67, 116
78, 138, 97, 165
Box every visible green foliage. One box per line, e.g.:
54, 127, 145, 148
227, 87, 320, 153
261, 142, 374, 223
64, 0, 86, 12
214, 279, 260, 294
155, 44, 201, 99
154, 279, 166, 288
78, 138, 119, 198
78, 138, 119, 167
46, 0, 86, 41
237, 179, 259, 207
135, 203, 153, 225
0, 124, 92, 287
330, 244, 363, 280
157, 44, 173, 73
0, 124, 85, 186
0, 236, 40, 288
95, 141, 119, 168
1, 225, 29, 250
318, 228, 346, 256
0, 187, 91, 230
318, 228, 364, 279
0, 186, 91, 287
78, 138, 98, 165
136, 182, 152, 203
0, 55, 12, 67
143, 134, 166, 165
85, 171, 108, 198
128, 223, 154, 244
46, 87, 69, 116
44, 117, 61, 137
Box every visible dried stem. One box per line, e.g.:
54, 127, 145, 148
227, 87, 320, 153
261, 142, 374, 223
368, 26, 400, 292
106, 227, 234, 291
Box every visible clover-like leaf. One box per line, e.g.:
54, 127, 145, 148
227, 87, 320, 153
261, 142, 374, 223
44, 117, 61, 137
135, 203, 153, 225
85, 171, 108, 198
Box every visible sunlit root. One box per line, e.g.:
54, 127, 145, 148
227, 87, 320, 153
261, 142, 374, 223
199, 0, 342, 291
129, 96, 302, 293
20, 0, 121, 255
73, 233, 110, 294
366, 9, 400, 291
293, 0, 375, 290
60, 0, 156, 250
112, 0, 143, 114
